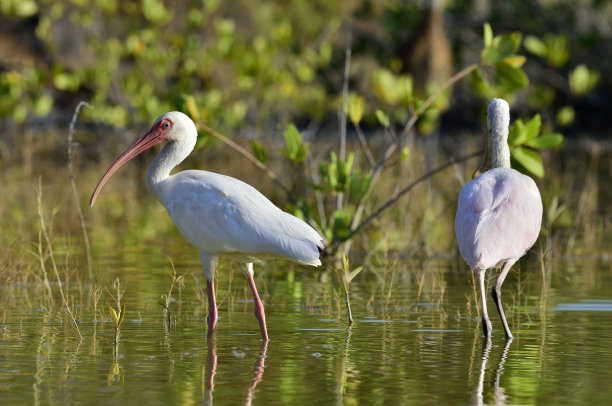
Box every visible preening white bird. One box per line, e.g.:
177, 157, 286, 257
455, 98, 542, 340
90, 111, 325, 341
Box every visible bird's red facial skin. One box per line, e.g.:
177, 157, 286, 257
89, 118, 173, 206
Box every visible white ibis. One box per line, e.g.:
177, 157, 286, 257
455, 98, 542, 339
90, 111, 324, 341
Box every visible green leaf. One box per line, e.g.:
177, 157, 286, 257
524, 114, 541, 141
336, 153, 354, 190
33, 94, 53, 116
335, 268, 348, 293
349, 170, 371, 203
342, 254, 350, 272
372, 69, 398, 105
400, 147, 410, 162
118, 304, 126, 326
556, 106, 575, 127
481, 32, 522, 65
483, 23, 493, 48
524, 36, 547, 57
545, 34, 569, 67
512, 147, 544, 178
526, 134, 563, 149
108, 306, 119, 324
396, 75, 413, 104
496, 61, 528, 88
375, 109, 390, 128
569, 64, 599, 96
508, 119, 525, 146
252, 141, 268, 164
53, 73, 81, 91
502, 55, 526, 68
319, 153, 338, 189
347, 93, 365, 124
282, 123, 308, 163
347, 266, 363, 284
333, 209, 352, 240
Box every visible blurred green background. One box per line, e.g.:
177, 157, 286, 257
0, 0, 608, 140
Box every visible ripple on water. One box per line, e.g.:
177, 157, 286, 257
551, 300, 612, 312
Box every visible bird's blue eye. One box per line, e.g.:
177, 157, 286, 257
163, 122, 171, 128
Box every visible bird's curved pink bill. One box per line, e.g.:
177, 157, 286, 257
90, 125, 168, 207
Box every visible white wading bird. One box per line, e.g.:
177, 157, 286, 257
455, 98, 542, 340
90, 112, 324, 341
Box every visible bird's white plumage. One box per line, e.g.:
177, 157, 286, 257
158, 169, 324, 265
454, 98, 543, 339
90, 111, 325, 340
455, 167, 542, 269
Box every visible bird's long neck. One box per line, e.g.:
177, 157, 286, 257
145, 137, 195, 199
489, 112, 511, 169
491, 130, 511, 169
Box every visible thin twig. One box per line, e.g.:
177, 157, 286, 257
336, 33, 352, 212
342, 150, 482, 242
67, 101, 93, 281
355, 122, 376, 167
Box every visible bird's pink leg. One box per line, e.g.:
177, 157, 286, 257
246, 273, 269, 341
491, 260, 516, 340
206, 280, 218, 338
477, 269, 493, 337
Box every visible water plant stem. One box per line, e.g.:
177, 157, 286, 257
36, 179, 83, 340
67, 101, 94, 281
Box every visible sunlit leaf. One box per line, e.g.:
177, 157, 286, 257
556, 106, 575, 127
108, 306, 119, 324
282, 123, 309, 163
512, 147, 544, 178
502, 55, 526, 68
336, 153, 354, 190
481, 32, 522, 65
524, 114, 541, 141
118, 304, 126, 326
526, 134, 563, 149
569, 64, 599, 96
33, 94, 53, 116
483, 23, 493, 48
508, 119, 525, 145
396, 75, 413, 104
524, 36, 547, 57
347, 93, 365, 124
375, 109, 390, 128
347, 266, 363, 283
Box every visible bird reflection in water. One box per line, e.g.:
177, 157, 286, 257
203, 339, 268, 406
473, 338, 513, 406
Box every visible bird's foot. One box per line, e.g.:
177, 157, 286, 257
482, 317, 493, 338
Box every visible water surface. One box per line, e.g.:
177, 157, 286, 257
1, 250, 611, 405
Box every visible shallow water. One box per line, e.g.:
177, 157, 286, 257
1, 248, 612, 405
